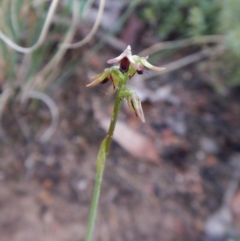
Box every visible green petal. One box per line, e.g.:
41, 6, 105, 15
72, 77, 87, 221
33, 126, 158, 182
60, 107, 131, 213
86, 69, 111, 87
111, 69, 123, 88
140, 58, 165, 71
128, 65, 137, 78
128, 55, 141, 70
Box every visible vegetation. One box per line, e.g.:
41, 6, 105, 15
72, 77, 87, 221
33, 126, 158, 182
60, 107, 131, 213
138, 0, 240, 87
1, 1, 240, 239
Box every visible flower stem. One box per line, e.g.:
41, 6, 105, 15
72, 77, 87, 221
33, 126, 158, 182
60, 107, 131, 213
84, 73, 128, 241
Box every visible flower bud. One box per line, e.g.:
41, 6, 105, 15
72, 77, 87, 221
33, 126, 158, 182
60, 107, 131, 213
127, 91, 145, 123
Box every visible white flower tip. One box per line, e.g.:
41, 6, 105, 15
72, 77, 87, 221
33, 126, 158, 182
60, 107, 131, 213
107, 58, 117, 64
91, 73, 102, 80
86, 81, 98, 87
153, 66, 165, 71
136, 105, 145, 123
126, 45, 131, 51
123, 45, 132, 56
87, 75, 103, 87
140, 115, 146, 123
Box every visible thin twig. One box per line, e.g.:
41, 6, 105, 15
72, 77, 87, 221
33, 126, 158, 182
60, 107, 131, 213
138, 35, 224, 57
42, 0, 80, 73
61, 0, 106, 49
81, 0, 95, 19
21, 90, 59, 143
41, 65, 61, 90
0, 0, 59, 53
96, 31, 127, 51
14, 112, 31, 140
17, 54, 32, 86
25, 0, 80, 92
10, 0, 20, 37
32, 0, 51, 7
143, 45, 226, 80
0, 87, 12, 140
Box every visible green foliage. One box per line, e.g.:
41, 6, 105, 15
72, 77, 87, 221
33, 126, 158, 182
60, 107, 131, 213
0, 0, 86, 142
212, 52, 240, 88
219, 0, 240, 55
0, 0, 72, 87
138, 0, 240, 86
138, 0, 220, 39
187, 7, 206, 36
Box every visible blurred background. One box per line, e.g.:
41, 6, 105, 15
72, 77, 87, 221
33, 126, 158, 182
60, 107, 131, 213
0, 0, 240, 240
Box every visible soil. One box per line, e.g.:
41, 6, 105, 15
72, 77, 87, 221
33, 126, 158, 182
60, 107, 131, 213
0, 48, 240, 241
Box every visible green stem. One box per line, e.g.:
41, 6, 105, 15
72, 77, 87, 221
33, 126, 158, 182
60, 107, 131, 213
84, 73, 128, 241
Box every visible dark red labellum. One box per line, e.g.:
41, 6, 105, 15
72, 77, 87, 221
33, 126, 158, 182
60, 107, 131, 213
137, 70, 143, 75
101, 77, 110, 84
120, 57, 130, 73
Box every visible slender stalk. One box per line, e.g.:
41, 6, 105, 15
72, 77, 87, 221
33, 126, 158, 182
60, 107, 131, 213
84, 73, 128, 241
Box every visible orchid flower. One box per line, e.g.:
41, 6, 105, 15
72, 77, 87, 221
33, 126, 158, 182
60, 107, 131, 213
87, 45, 165, 89
87, 45, 165, 122
85, 45, 165, 241
107, 45, 165, 75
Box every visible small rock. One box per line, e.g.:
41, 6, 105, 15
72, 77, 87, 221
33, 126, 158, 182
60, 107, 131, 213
77, 180, 87, 191
204, 207, 232, 239
200, 137, 219, 154
232, 191, 240, 216
166, 117, 187, 136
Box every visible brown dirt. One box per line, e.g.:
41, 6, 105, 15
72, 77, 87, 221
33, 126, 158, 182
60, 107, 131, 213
0, 52, 240, 241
